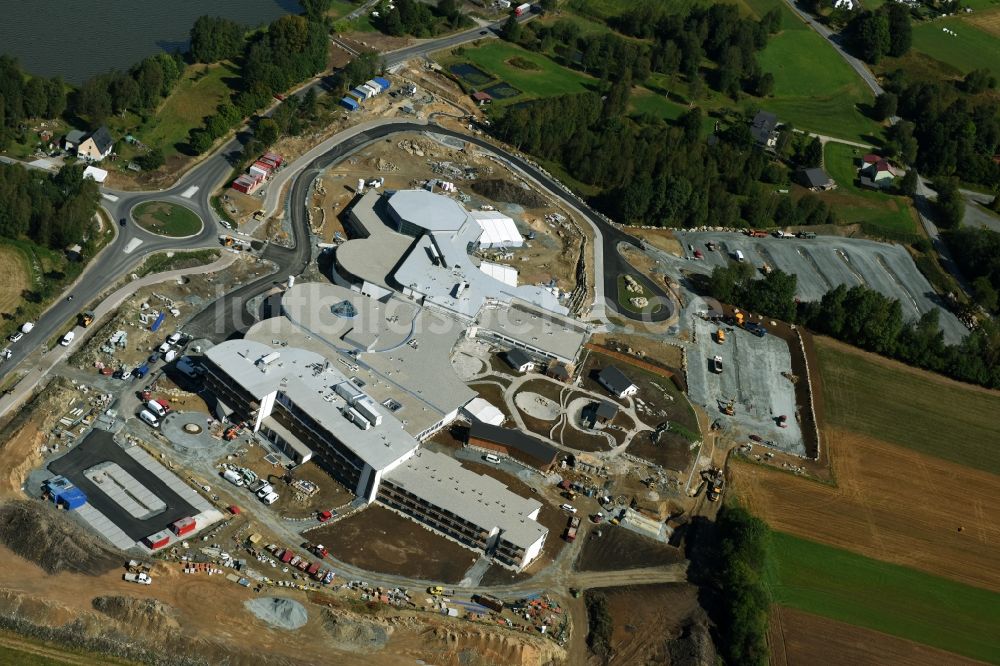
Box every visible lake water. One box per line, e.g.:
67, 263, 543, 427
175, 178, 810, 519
0, 0, 301, 83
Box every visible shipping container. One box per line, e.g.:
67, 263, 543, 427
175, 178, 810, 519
515, 2, 531, 15
364, 79, 384, 93
171, 517, 196, 537
340, 97, 359, 111
373, 76, 390, 91
146, 530, 171, 549
263, 152, 283, 166
150, 312, 166, 332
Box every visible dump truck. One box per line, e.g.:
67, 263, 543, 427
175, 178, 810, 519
78, 311, 95, 327
123, 572, 152, 585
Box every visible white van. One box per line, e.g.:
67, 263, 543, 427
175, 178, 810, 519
262, 492, 279, 505
146, 400, 167, 418
734, 250, 746, 262
60, 331, 75, 347
139, 410, 160, 428
222, 469, 244, 487
257, 484, 274, 499
167, 332, 182, 345
484, 453, 501, 464
164, 349, 177, 363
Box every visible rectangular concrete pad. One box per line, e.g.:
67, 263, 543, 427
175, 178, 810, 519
74, 504, 137, 550
48, 430, 199, 542
124, 446, 212, 513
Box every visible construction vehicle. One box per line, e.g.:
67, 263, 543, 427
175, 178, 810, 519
702, 468, 724, 502
223, 426, 239, 441
705, 241, 718, 252
760, 262, 772, 275
127, 560, 151, 574
718, 398, 735, 416
744, 322, 768, 337
711, 355, 723, 374
78, 311, 95, 327
715, 328, 725, 344
428, 586, 445, 595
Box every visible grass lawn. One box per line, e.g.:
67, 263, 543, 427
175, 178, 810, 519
912, 17, 1000, 79
742, 0, 806, 30
766, 531, 1000, 663
132, 201, 203, 237
815, 336, 1000, 474
616, 274, 663, 314
0, 244, 32, 316
757, 29, 881, 143
629, 90, 688, 120
819, 141, 919, 236
108, 62, 236, 160
443, 41, 596, 102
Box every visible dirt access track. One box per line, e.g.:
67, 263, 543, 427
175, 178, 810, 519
769, 605, 983, 666
731, 427, 1000, 593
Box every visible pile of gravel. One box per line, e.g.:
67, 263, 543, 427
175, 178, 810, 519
244, 597, 308, 631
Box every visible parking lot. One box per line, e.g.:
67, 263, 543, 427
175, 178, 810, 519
686, 300, 805, 456
674, 232, 967, 344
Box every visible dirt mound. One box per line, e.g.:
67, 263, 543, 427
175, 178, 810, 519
322, 609, 391, 652
245, 596, 308, 631
92, 596, 179, 637
422, 624, 564, 666
667, 617, 717, 666
471, 179, 546, 208
0, 501, 120, 575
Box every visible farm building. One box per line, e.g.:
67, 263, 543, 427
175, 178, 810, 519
466, 421, 560, 472
43, 476, 87, 510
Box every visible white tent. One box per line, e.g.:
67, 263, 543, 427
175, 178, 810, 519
83, 165, 108, 183
472, 211, 523, 248
478, 261, 518, 287
462, 397, 505, 426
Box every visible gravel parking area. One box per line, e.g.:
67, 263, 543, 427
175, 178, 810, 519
675, 232, 967, 344
686, 300, 805, 456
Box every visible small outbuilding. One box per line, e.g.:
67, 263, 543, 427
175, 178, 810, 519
797, 167, 835, 191
592, 400, 618, 425
598, 366, 638, 398
462, 397, 505, 426
546, 360, 574, 383
471, 91, 493, 105
504, 348, 535, 373
43, 476, 87, 510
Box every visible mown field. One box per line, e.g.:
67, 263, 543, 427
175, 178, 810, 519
818, 141, 918, 236
765, 531, 1000, 663
815, 335, 1000, 473
756, 29, 881, 142
0, 244, 32, 317
912, 16, 1000, 79
443, 41, 595, 103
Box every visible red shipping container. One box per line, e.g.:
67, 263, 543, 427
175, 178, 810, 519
263, 152, 283, 166
147, 529, 171, 549
171, 517, 196, 536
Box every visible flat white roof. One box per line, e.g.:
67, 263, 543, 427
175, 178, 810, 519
478, 261, 518, 287
388, 189, 469, 232
476, 298, 589, 362
205, 340, 419, 471
464, 397, 505, 426
472, 211, 523, 247
384, 449, 546, 550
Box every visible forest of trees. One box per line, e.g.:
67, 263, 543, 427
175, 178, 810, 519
72, 52, 185, 128
846, 3, 912, 64
508, 4, 780, 99
945, 227, 1000, 314
189, 16, 247, 64
491, 94, 834, 228
373, 0, 471, 37
0, 162, 100, 251
708, 261, 1000, 388
0, 56, 66, 150
881, 69, 1000, 185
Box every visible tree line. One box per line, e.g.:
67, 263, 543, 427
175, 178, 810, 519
374, 0, 471, 37
491, 93, 834, 228
0, 162, 100, 252
945, 226, 1000, 314
707, 260, 1000, 389
0, 56, 66, 151
506, 4, 781, 99
73, 52, 185, 128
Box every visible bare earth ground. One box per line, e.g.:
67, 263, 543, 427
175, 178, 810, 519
731, 427, 1000, 593
575, 528, 685, 573
309, 504, 479, 584
586, 584, 713, 666
769, 605, 985, 666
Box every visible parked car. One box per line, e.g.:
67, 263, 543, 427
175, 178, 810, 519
560, 503, 578, 514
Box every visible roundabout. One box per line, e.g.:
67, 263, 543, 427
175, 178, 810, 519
132, 201, 204, 238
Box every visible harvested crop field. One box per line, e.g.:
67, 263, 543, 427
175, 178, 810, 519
769, 605, 984, 666
576, 527, 684, 572
309, 504, 478, 584
731, 428, 1000, 593
815, 336, 1000, 474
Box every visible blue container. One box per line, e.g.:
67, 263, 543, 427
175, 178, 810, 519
340, 97, 359, 111
150, 312, 166, 332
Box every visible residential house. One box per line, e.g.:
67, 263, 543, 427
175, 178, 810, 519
859, 154, 897, 189
750, 111, 779, 149
76, 126, 114, 161
504, 348, 535, 374
598, 366, 637, 399
797, 167, 835, 191
585, 400, 618, 428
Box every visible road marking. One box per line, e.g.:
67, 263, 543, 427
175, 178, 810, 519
181, 186, 199, 198
102, 193, 119, 202
123, 238, 143, 254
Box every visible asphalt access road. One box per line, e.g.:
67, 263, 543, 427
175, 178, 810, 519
48, 429, 197, 541
675, 231, 968, 344
186, 122, 674, 341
